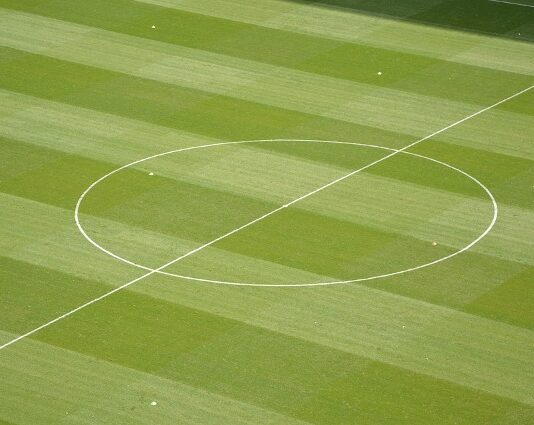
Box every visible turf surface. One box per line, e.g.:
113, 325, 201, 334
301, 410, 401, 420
0, 0, 533, 424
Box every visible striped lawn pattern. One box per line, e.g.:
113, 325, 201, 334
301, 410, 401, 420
0, 0, 533, 424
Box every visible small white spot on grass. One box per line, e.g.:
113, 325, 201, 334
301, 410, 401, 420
432, 241, 437, 246
377, 71, 382, 76
150, 401, 157, 406
149, 172, 154, 176
151, 25, 156, 29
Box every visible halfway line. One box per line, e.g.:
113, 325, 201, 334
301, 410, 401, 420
0, 85, 532, 351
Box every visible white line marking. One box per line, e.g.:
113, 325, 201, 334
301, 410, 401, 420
0, 86, 531, 351
73, 85, 532, 286
75, 140, 499, 286
488, 0, 534, 8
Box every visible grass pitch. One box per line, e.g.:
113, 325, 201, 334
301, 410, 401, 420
0, 0, 533, 424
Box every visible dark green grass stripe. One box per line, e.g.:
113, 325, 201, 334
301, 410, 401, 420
14, 271, 531, 425
365, 250, 533, 328
499, 91, 534, 116
0, 141, 460, 283
0, 147, 292, 260
0, 142, 117, 211
463, 267, 534, 329
2, 139, 529, 317
181, 206, 455, 281
253, 140, 534, 208
0, 0, 531, 104
1, 50, 531, 207
4, 171, 528, 323
0, 141, 285, 239
0, 136, 65, 181
0, 256, 117, 335
0, 46, 405, 143
410, 141, 534, 210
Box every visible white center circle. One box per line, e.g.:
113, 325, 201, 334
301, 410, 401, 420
75, 139, 498, 287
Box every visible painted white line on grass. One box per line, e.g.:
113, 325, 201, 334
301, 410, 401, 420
75, 140, 499, 286
0, 85, 531, 351
74, 84, 533, 287
488, 0, 534, 8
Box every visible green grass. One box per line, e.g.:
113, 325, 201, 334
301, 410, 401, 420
0, 0, 533, 424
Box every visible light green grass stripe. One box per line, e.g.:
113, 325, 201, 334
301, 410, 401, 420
141, 273, 534, 406
1, 114, 532, 269
0, 9, 471, 136
1, 193, 533, 403
135, 0, 534, 75
0, 193, 137, 286
0, 89, 220, 166
4, 237, 533, 408
0, 332, 310, 425
136, 146, 532, 266
437, 110, 534, 159
2, 9, 533, 160
0, 90, 532, 265
0, 193, 335, 286
0, 190, 530, 334
0, 186, 524, 302
0, 191, 518, 309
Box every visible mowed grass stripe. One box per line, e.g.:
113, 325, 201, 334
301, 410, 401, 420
1, 191, 533, 406
0, 1, 532, 424
3, 255, 534, 418
0, 90, 223, 166
0, 1, 532, 107
1, 82, 531, 209
2, 259, 534, 415
2, 131, 532, 273
1, 78, 528, 268
1, 9, 533, 157
1, 88, 532, 213
0, 188, 529, 317
3, 333, 533, 425
1, 76, 531, 304
0, 9, 465, 140
0, 333, 311, 425
0, 47, 380, 143
0, 192, 333, 302
406, 140, 534, 210
140, 272, 534, 406
0, 140, 491, 284
0, 256, 137, 339
0, 41, 532, 162
137, 0, 534, 75
1, 169, 528, 404
0, 15, 489, 144
0, 192, 140, 287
